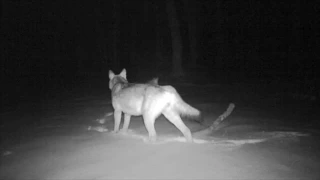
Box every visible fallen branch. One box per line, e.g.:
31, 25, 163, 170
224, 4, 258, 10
193, 103, 235, 137
209, 103, 235, 131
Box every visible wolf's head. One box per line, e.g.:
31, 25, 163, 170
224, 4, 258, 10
108, 69, 128, 90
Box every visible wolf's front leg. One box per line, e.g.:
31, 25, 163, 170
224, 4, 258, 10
121, 113, 131, 132
113, 110, 122, 132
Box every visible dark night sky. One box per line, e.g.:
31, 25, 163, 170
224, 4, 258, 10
1, 0, 319, 91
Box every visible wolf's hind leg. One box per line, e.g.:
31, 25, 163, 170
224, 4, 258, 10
143, 114, 157, 142
113, 110, 122, 132
163, 110, 193, 142
121, 113, 131, 132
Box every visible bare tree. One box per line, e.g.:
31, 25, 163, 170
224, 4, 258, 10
214, 0, 225, 79
129, 16, 137, 66
75, 44, 86, 74
166, 0, 184, 77
94, 1, 108, 66
154, 2, 164, 68
112, 0, 120, 69
183, 0, 199, 67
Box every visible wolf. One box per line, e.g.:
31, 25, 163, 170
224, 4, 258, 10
108, 69, 201, 142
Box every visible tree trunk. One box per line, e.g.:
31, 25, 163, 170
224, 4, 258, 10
183, 0, 198, 67
75, 44, 86, 75
94, 2, 108, 66
112, 0, 120, 69
214, 0, 227, 81
289, 0, 302, 80
155, 3, 164, 69
166, 0, 184, 77
129, 18, 137, 66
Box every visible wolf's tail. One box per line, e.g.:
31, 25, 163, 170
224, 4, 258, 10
176, 99, 201, 120
162, 85, 201, 121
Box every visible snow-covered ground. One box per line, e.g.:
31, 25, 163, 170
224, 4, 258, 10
1, 83, 319, 179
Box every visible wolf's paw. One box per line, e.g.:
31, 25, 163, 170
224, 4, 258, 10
119, 128, 129, 134
143, 138, 158, 144
110, 130, 119, 134
119, 128, 128, 131
144, 135, 157, 144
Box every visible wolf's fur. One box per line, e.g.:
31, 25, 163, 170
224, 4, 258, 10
109, 69, 201, 142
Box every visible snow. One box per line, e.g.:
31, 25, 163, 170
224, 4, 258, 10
1, 84, 319, 180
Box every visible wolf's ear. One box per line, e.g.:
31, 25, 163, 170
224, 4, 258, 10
109, 70, 115, 80
153, 77, 158, 84
148, 77, 158, 85
120, 69, 127, 79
